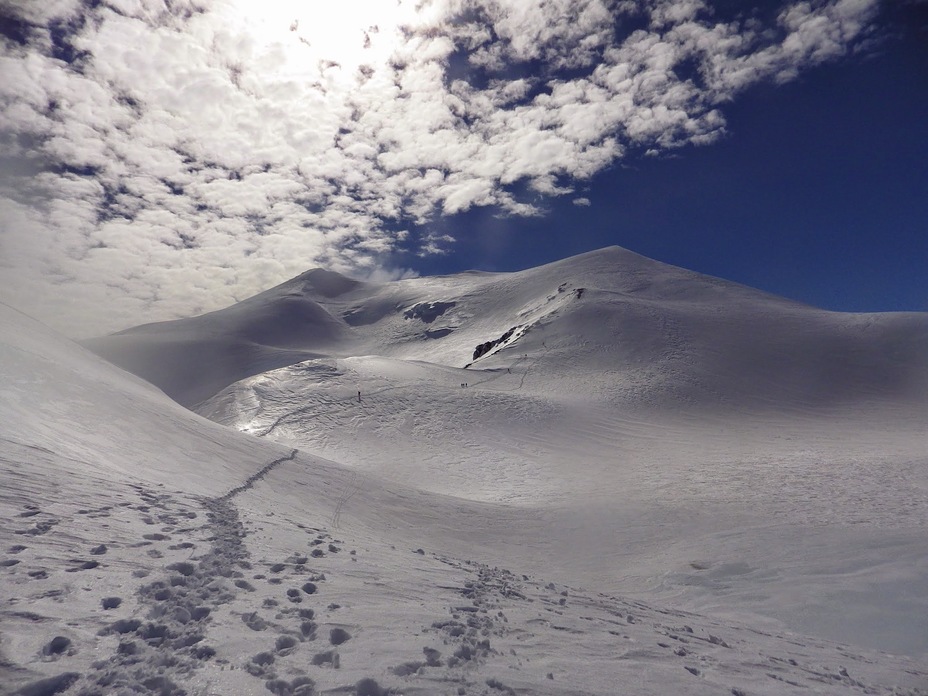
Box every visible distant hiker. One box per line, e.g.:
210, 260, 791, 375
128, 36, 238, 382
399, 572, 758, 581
358, 390, 361, 403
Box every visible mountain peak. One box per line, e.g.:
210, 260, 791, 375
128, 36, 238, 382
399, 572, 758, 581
269, 267, 364, 300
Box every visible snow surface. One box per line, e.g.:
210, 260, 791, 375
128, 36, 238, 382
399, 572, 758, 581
3, 246, 928, 695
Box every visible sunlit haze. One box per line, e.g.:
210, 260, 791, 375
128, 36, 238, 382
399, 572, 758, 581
0, 0, 924, 336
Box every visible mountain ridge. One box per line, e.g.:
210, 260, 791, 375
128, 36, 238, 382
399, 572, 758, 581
83, 246, 928, 413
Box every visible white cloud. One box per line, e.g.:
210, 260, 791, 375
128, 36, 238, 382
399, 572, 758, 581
359, 266, 420, 283
0, 0, 883, 335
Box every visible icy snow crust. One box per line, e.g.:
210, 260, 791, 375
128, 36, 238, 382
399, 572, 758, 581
3, 247, 928, 695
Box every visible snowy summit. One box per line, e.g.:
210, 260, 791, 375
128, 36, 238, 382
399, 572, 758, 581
2, 247, 928, 696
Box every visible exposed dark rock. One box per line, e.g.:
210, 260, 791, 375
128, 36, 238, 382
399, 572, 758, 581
473, 326, 518, 361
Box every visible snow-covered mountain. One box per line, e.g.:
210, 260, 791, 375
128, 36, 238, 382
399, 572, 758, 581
186, 247, 928, 657
3, 247, 928, 695
86, 247, 928, 413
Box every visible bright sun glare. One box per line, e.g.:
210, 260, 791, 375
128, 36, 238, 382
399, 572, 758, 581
224, 0, 433, 84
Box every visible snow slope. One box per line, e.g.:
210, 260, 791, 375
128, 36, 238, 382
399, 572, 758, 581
2, 246, 928, 695
199, 355, 928, 656
2, 303, 927, 696
180, 247, 928, 656
81, 269, 357, 408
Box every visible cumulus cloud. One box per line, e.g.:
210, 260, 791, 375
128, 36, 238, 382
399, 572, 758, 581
0, 0, 882, 335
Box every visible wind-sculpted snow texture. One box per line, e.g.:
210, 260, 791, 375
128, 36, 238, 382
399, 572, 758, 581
4, 248, 928, 694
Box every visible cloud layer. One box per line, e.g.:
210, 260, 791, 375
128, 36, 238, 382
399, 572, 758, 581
0, 0, 881, 335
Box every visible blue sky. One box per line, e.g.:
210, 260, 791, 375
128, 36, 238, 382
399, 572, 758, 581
410, 2, 928, 312
0, 0, 925, 335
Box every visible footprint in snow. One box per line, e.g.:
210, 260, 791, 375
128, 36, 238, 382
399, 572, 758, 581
15, 518, 58, 535
64, 560, 99, 572
311, 649, 339, 668
41, 635, 72, 658
242, 611, 270, 631
265, 676, 315, 695
275, 635, 299, 655
245, 651, 275, 677
329, 627, 351, 645
11, 672, 80, 695
167, 542, 196, 552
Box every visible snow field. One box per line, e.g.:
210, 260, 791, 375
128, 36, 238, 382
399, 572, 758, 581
4, 245, 928, 694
